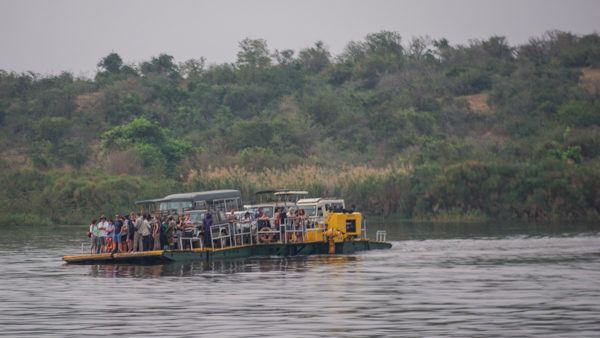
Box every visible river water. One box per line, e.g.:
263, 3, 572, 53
1, 222, 599, 337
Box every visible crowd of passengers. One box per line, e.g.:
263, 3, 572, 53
87, 212, 213, 254
86, 206, 312, 254
245, 206, 309, 244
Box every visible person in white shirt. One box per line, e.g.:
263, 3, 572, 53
97, 216, 109, 252
132, 213, 143, 252
89, 219, 98, 254
140, 215, 152, 251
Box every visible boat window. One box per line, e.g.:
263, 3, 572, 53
212, 198, 241, 213
225, 198, 240, 210
317, 207, 323, 217
302, 205, 317, 216
188, 212, 205, 224
262, 207, 274, 218
159, 201, 192, 211
346, 219, 356, 233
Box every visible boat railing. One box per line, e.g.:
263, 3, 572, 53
207, 215, 381, 249
304, 216, 325, 241
179, 228, 203, 250
281, 218, 306, 243
210, 223, 233, 249
375, 230, 387, 242
231, 220, 254, 246
361, 217, 368, 239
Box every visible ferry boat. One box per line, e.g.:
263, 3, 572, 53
62, 189, 391, 264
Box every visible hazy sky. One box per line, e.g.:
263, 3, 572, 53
1, 0, 599, 76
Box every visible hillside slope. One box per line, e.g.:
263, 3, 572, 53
1, 31, 600, 223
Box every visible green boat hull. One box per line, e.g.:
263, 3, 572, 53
63, 240, 392, 265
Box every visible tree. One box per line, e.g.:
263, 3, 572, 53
274, 49, 295, 66
339, 31, 405, 87
180, 58, 206, 79
482, 36, 513, 60
101, 117, 192, 175
298, 41, 331, 73
236, 38, 271, 70
98, 53, 123, 73
141, 54, 180, 80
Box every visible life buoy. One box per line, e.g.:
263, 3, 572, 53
258, 227, 274, 243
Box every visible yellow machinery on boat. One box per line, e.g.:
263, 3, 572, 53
324, 212, 362, 242
305, 211, 363, 243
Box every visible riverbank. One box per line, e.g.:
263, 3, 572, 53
1, 161, 599, 226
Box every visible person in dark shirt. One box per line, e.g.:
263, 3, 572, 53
202, 212, 213, 248
280, 208, 287, 228
113, 214, 123, 252
126, 214, 135, 252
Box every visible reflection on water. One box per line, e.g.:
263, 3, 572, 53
1, 222, 600, 337
84, 256, 359, 278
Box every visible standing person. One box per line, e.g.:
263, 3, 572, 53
202, 212, 213, 248
97, 216, 109, 253
105, 219, 115, 253
241, 211, 252, 245
126, 214, 135, 252
273, 208, 281, 229
255, 207, 265, 230
242, 211, 252, 223
160, 217, 168, 250
152, 215, 162, 250
227, 208, 236, 225
119, 216, 129, 252
141, 215, 152, 251
280, 208, 287, 229
259, 211, 270, 230
182, 218, 195, 249
175, 215, 184, 249
278, 208, 287, 243
88, 219, 98, 254
113, 215, 122, 252
273, 208, 281, 243
226, 208, 237, 244
286, 208, 296, 242
166, 216, 176, 249
296, 209, 306, 243
132, 213, 143, 252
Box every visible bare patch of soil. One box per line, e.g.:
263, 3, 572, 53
462, 93, 492, 113
580, 67, 600, 93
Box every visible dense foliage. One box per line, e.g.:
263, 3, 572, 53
1, 30, 600, 224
